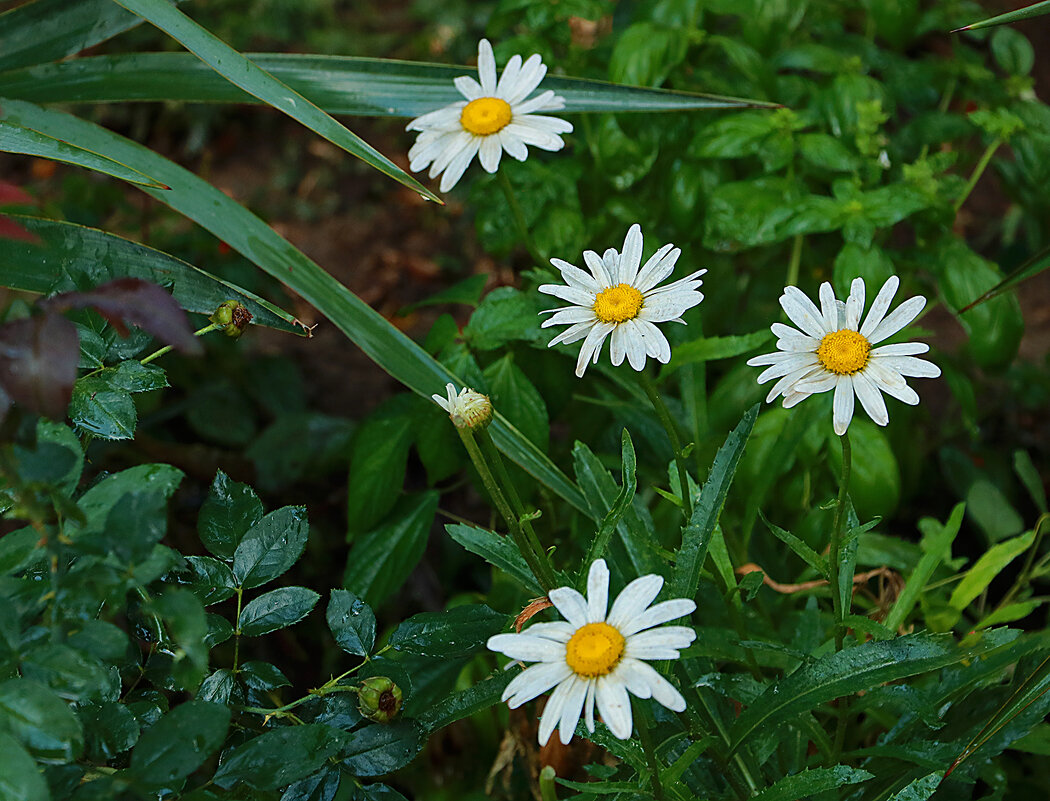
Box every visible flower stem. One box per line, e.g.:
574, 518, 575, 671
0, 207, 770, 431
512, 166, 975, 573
539, 766, 559, 801
638, 372, 692, 519
497, 169, 545, 267
786, 234, 803, 288
827, 431, 853, 652
139, 322, 222, 366
633, 698, 666, 801
954, 139, 1003, 214
457, 428, 557, 592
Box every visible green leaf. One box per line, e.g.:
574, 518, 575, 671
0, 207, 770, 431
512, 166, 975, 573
199, 471, 264, 560
402, 274, 488, 312
483, 355, 549, 449
343, 491, 437, 608
1014, 450, 1048, 514
340, 721, 420, 778
232, 506, 309, 590
130, 701, 229, 787
950, 530, 1036, 611
748, 766, 873, 801
0, 678, 84, 762
0, 527, 42, 576
609, 21, 688, 87
976, 600, 1044, 629
0, 99, 587, 516
355, 783, 408, 801
212, 724, 349, 790
69, 374, 137, 440
390, 604, 508, 659
0, 0, 148, 72
954, 1, 1050, 31
0, 731, 48, 801
884, 504, 965, 632
81, 701, 139, 761
729, 633, 983, 752
1, 216, 301, 334
181, 556, 238, 606
661, 331, 771, 376
0, 120, 164, 187
247, 412, 355, 492
886, 772, 944, 801
760, 512, 828, 578
1, 52, 774, 115
326, 589, 376, 657
446, 523, 542, 595
147, 588, 209, 691
464, 287, 548, 351
580, 429, 637, 580
417, 670, 514, 734
20, 644, 111, 703
239, 586, 320, 637
345, 409, 414, 535
672, 404, 758, 598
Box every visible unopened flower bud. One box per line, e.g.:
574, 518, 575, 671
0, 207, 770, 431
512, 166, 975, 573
431, 382, 492, 430
357, 676, 403, 723
210, 300, 252, 339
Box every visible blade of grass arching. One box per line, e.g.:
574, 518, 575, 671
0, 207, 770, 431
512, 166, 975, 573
0, 0, 157, 73
577, 430, 637, 588
958, 244, 1050, 313
1, 215, 303, 335
0, 119, 165, 188
0, 98, 587, 513
107, 0, 441, 203
953, 1, 1050, 31
0, 52, 778, 115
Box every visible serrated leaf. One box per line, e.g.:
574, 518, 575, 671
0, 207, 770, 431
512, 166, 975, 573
662, 330, 772, 376
417, 670, 514, 734
340, 721, 420, 777
950, 530, 1035, 611
232, 506, 309, 589
445, 523, 542, 596
181, 556, 238, 606
579, 429, 637, 583
130, 701, 229, 787
0, 678, 84, 762
749, 766, 873, 800
239, 586, 320, 637
21, 644, 110, 703
69, 374, 136, 440
212, 724, 349, 790
886, 772, 944, 801
483, 355, 548, 449
199, 471, 264, 560
389, 604, 508, 659
326, 589, 376, 657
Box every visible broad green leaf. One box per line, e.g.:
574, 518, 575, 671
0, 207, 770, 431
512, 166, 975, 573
0, 0, 150, 72
484, 355, 549, 449
958, 244, 1050, 314
579, 429, 637, 583
212, 724, 349, 790
728, 633, 985, 752
672, 404, 758, 598
1014, 450, 1048, 514
345, 408, 414, 536
0, 119, 164, 187
954, 1, 1050, 31
130, 701, 229, 787
949, 530, 1035, 611
70, 463, 183, 535
21, 644, 110, 703
343, 491, 437, 607
340, 721, 420, 778
147, 588, 209, 690
417, 670, 514, 733
0, 732, 48, 801
976, 600, 1044, 629
69, 374, 137, 440
181, 555, 237, 606
198, 470, 264, 559
661, 331, 772, 376
887, 772, 945, 801
108, 0, 439, 201
749, 766, 873, 801
282, 769, 342, 801
238, 586, 320, 637
0, 528, 40, 575
0, 53, 775, 115
0, 99, 586, 515
2, 216, 301, 334
326, 589, 376, 657
232, 506, 309, 590
0, 678, 84, 762
446, 523, 542, 595
884, 504, 964, 632
389, 604, 508, 659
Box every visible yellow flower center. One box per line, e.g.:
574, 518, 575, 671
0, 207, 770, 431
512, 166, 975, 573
593, 283, 644, 324
816, 329, 871, 375
565, 622, 625, 678
460, 97, 512, 136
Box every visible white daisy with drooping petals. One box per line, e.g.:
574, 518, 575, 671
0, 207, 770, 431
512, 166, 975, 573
747, 276, 941, 435
487, 559, 696, 746
406, 39, 573, 192
431, 382, 492, 430
538, 224, 706, 378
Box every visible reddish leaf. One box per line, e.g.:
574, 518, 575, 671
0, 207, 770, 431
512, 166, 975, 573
0, 214, 39, 243
0, 313, 79, 420
44, 278, 202, 355
0, 181, 34, 206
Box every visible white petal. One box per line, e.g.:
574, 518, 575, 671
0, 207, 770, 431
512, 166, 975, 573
833, 375, 855, 436
619, 658, 686, 711
859, 275, 900, 338
584, 680, 596, 732
538, 284, 595, 306
638, 289, 703, 323
521, 621, 575, 642
487, 633, 565, 662
478, 134, 503, 173
558, 676, 588, 744
869, 367, 920, 405
501, 120, 565, 150
781, 286, 829, 339
503, 661, 572, 707
495, 54, 523, 97
595, 675, 633, 739
846, 278, 865, 330
583, 249, 614, 289
868, 296, 926, 344
618, 598, 696, 637
547, 586, 589, 627
819, 282, 839, 332
876, 355, 941, 378
477, 39, 497, 95
634, 246, 682, 293
616, 658, 653, 699
538, 673, 574, 746
871, 341, 929, 357
428, 131, 473, 176
619, 225, 644, 286
574, 322, 615, 377
636, 320, 671, 363
497, 128, 529, 161
550, 258, 600, 294
437, 139, 480, 192
607, 574, 663, 629
587, 559, 610, 623
852, 371, 889, 427
625, 626, 696, 655
756, 353, 816, 384
513, 89, 565, 114
541, 307, 595, 327
547, 321, 594, 348
767, 363, 825, 402
774, 334, 819, 353
747, 351, 795, 367
610, 324, 628, 366
505, 54, 547, 104
623, 320, 648, 371
793, 371, 838, 395
453, 75, 484, 101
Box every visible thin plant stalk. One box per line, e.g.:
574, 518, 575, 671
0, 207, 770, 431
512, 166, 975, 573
828, 431, 853, 651
954, 139, 1003, 213
140, 321, 222, 366
638, 372, 693, 519
633, 698, 666, 801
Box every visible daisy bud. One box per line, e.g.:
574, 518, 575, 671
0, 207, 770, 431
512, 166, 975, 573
431, 382, 493, 430
357, 676, 403, 723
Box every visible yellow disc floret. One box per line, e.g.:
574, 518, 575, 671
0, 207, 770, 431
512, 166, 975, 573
460, 97, 513, 136
565, 622, 625, 678
593, 283, 644, 324
817, 329, 871, 375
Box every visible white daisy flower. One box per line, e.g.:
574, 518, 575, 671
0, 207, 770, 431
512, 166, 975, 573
432, 382, 492, 430
406, 39, 573, 192
746, 276, 941, 436
487, 559, 696, 746
538, 224, 706, 378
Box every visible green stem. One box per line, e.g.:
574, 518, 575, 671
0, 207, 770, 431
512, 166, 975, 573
538, 766, 559, 801
638, 372, 692, 519
828, 432, 853, 651
634, 699, 666, 801
458, 428, 557, 592
232, 586, 243, 673
954, 139, 1003, 214
140, 322, 222, 366
497, 169, 545, 267
786, 234, 803, 288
